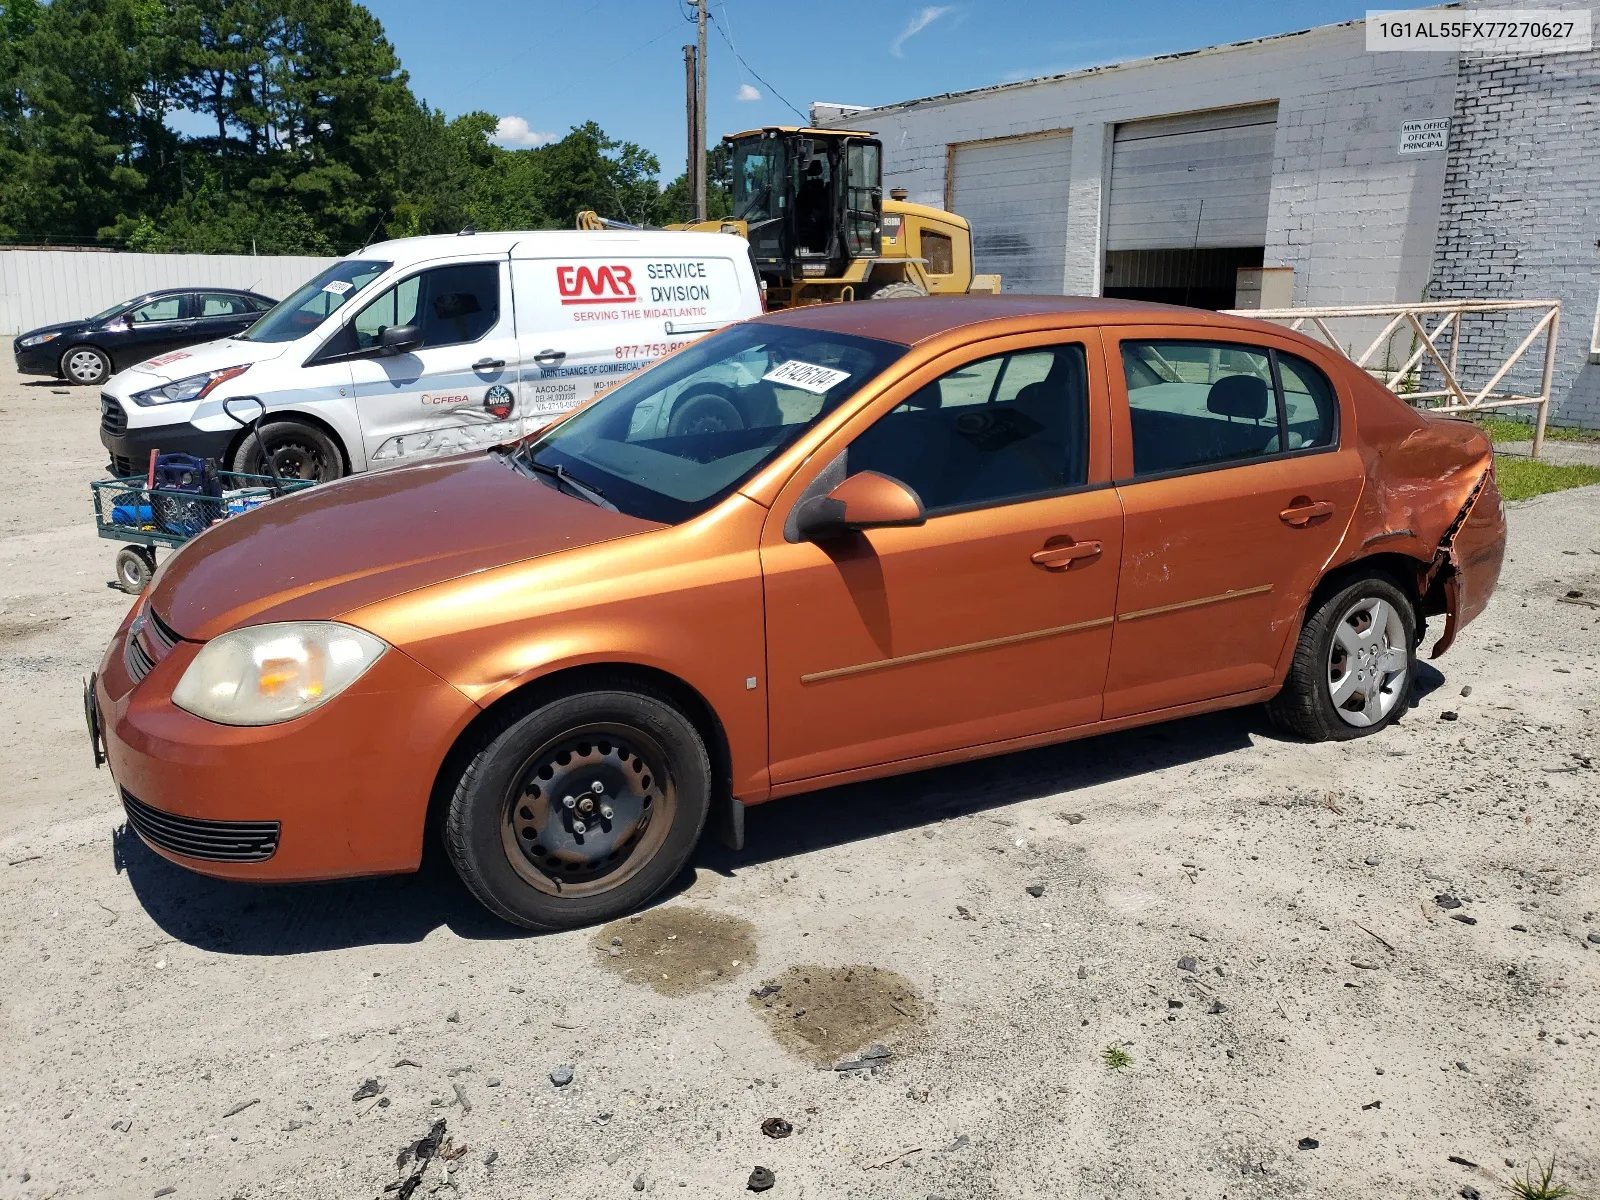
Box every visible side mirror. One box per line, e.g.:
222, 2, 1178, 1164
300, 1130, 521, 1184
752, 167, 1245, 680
793, 471, 926, 542
378, 323, 422, 355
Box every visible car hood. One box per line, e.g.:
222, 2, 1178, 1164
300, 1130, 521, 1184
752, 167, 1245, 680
17, 319, 93, 340
147, 453, 663, 642
117, 336, 293, 385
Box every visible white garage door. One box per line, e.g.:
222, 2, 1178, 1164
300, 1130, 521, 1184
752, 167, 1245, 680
949, 131, 1073, 294
1107, 104, 1278, 251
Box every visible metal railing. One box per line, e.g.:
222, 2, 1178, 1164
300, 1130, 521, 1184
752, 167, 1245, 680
1224, 299, 1562, 456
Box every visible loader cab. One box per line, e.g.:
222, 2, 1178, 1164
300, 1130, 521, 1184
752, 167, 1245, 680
725, 128, 882, 287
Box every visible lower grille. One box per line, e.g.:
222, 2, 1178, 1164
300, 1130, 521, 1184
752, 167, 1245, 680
101, 394, 128, 435
122, 789, 280, 863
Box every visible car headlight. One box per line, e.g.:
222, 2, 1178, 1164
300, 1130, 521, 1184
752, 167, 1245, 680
19, 332, 60, 347
130, 364, 251, 406
171, 621, 388, 726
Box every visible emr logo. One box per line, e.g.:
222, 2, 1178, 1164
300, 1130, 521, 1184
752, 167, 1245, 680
557, 264, 637, 305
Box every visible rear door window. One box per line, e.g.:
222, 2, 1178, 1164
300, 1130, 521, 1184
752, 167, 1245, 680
199, 293, 254, 317
1276, 351, 1337, 450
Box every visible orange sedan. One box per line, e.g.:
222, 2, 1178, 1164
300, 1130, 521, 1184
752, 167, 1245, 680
90, 297, 1505, 930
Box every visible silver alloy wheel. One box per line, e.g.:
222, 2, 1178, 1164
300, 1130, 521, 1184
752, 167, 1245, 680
65, 348, 106, 384
1327, 595, 1409, 727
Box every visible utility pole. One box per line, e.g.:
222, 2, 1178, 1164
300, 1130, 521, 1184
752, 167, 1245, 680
694, 0, 708, 221
683, 42, 699, 216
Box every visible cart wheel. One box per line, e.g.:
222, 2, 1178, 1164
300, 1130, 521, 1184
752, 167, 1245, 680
115, 546, 156, 594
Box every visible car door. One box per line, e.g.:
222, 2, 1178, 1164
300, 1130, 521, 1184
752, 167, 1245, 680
193, 292, 259, 341
760, 331, 1122, 786
343, 259, 521, 466
123, 294, 194, 363
1102, 329, 1363, 719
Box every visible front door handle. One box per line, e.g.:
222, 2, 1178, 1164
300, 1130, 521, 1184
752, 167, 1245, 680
1279, 498, 1335, 527
472, 357, 506, 371
1031, 539, 1103, 569
532, 349, 566, 365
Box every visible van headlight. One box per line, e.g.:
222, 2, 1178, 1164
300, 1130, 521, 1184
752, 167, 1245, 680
171, 622, 388, 726
130, 364, 251, 406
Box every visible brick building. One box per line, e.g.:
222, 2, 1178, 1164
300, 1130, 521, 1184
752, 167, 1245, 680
822, 6, 1599, 427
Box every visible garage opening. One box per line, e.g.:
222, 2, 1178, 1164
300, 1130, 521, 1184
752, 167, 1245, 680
948, 130, 1073, 294
1104, 103, 1277, 310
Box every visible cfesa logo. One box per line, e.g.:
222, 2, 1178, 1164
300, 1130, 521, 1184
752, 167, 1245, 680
557, 264, 637, 306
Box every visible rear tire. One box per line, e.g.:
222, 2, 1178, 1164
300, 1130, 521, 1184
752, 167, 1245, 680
444, 685, 712, 931
61, 345, 111, 386
867, 281, 929, 300
1267, 574, 1416, 741
230, 419, 345, 482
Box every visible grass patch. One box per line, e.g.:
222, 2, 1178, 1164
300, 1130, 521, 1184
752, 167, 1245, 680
1474, 415, 1600, 444
1101, 1044, 1131, 1070
1509, 1156, 1571, 1200
1494, 456, 1600, 501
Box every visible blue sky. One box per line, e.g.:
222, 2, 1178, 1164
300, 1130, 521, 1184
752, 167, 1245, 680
372, 0, 1370, 177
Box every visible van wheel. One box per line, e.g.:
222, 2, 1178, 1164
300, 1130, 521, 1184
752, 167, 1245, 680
444, 685, 712, 931
62, 345, 111, 385
114, 546, 155, 594
867, 281, 928, 300
667, 391, 745, 437
230, 420, 345, 482
1267, 575, 1416, 741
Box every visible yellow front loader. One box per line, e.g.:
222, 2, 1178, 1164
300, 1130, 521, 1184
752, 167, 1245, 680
577, 126, 1000, 310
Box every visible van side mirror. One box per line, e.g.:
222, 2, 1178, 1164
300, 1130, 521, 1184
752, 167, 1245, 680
378, 323, 422, 355
792, 471, 926, 542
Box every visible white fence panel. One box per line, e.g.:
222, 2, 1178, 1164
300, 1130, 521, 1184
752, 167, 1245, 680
0, 250, 338, 334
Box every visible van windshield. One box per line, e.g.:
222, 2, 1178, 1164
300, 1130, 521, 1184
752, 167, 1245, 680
516, 323, 906, 524
239, 259, 390, 343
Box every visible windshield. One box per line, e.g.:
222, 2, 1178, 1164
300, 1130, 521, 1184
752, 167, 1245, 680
90, 300, 131, 323
519, 322, 906, 524
730, 137, 786, 223
239, 259, 390, 343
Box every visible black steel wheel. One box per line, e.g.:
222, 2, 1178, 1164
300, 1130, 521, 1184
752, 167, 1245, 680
230, 419, 345, 482
445, 685, 711, 930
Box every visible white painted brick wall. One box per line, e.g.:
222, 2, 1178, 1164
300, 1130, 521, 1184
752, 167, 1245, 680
1429, 2, 1600, 429
835, 20, 1455, 307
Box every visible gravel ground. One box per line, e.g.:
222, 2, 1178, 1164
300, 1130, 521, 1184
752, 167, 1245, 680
0, 361, 1596, 1200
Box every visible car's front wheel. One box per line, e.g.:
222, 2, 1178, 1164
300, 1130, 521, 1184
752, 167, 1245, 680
61, 345, 111, 386
444, 684, 712, 930
230, 420, 345, 482
1267, 574, 1416, 741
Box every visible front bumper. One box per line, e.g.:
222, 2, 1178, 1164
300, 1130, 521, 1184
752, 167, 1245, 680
95, 607, 480, 882
100, 396, 236, 475
13, 342, 61, 376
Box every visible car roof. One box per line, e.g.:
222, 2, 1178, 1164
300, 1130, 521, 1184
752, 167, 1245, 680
755, 294, 1286, 346
357, 229, 749, 266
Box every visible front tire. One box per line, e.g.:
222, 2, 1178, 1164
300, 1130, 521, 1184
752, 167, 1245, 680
230, 419, 345, 482
867, 281, 929, 300
444, 685, 712, 931
61, 345, 111, 386
1267, 575, 1416, 741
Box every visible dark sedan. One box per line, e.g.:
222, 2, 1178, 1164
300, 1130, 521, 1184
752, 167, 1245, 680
12, 287, 276, 386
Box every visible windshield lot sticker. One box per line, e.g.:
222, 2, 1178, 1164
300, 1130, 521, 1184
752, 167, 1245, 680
762, 360, 851, 394
322, 280, 352, 295
421, 391, 472, 408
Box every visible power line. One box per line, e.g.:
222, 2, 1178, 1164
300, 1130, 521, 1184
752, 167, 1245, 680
708, 8, 807, 123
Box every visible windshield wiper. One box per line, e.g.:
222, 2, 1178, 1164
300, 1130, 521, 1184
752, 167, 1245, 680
523, 454, 617, 511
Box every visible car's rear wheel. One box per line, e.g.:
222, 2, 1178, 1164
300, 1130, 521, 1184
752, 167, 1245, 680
444, 685, 711, 931
230, 420, 345, 482
1267, 574, 1416, 741
61, 345, 111, 386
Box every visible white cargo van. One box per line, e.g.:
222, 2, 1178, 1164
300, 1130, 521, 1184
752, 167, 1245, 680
98, 230, 763, 479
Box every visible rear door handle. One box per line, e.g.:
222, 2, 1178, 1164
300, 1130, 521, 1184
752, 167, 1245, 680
1031, 539, 1103, 569
532, 349, 566, 365
1279, 499, 1335, 527
472, 357, 506, 370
